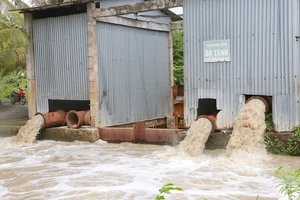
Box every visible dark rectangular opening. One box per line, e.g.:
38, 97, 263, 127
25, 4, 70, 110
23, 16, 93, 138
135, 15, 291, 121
48, 99, 90, 113
197, 98, 220, 117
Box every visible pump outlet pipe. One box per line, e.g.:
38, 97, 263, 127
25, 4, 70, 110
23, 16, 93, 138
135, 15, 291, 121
246, 96, 269, 113
36, 110, 67, 128
66, 110, 91, 129
196, 112, 218, 134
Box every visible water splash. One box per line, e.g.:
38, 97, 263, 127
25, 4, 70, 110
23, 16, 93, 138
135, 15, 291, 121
226, 99, 266, 153
178, 98, 268, 159
179, 118, 213, 157
10, 115, 45, 147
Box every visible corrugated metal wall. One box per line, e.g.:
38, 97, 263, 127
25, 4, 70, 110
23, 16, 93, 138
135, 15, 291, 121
100, 0, 171, 24
33, 13, 89, 113
183, 0, 300, 131
97, 22, 171, 126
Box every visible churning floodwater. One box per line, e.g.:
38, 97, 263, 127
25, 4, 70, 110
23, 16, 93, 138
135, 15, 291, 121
11, 115, 44, 147
0, 139, 299, 200
0, 98, 299, 199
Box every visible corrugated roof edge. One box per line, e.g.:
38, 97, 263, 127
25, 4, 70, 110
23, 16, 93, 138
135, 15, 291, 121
14, 0, 181, 21
13, 0, 93, 13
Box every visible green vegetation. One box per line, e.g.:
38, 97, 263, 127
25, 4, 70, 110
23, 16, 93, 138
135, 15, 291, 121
0, 71, 27, 102
275, 166, 300, 200
265, 113, 273, 132
172, 29, 184, 86
0, 0, 28, 103
155, 183, 183, 200
0, 0, 28, 76
264, 127, 300, 156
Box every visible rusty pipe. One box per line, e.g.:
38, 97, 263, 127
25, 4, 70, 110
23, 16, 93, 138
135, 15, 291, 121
246, 96, 269, 113
84, 110, 91, 125
36, 110, 67, 128
196, 114, 217, 134
66, 110, 90, 129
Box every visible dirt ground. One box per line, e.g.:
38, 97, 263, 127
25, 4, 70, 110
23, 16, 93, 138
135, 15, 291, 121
0, 102, 28, 125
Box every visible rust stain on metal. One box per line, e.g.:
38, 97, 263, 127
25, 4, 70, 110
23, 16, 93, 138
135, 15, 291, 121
98, 127, 184, 145
66, 110, 90, 129
36, 110, 66, 128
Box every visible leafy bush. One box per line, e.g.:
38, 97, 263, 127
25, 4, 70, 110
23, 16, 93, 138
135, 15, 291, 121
155, 183, 183, 200
0, 71, 27, 102
172, 30, 184, 86
275, 166, 300, 200
265, 113, 273, 131
264, 127, 300, 156
174, 65, 184, 86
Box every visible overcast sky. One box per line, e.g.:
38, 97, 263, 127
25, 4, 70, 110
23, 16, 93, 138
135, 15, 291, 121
170, 7, 183, 15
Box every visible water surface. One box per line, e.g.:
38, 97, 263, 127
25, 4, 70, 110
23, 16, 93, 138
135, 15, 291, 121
0, 138, 298, 200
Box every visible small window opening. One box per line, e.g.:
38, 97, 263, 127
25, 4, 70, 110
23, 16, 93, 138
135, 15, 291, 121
48, 99, 90, 113
197, 98, 220, 116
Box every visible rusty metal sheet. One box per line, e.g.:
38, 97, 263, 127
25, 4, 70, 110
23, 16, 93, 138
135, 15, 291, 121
98, 127, 185, 145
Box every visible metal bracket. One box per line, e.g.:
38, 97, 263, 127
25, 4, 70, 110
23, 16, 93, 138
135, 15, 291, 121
296, 36, 300, 41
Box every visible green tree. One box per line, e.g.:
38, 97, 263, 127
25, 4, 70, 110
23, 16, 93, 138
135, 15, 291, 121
172, 29, 184, 66
172, 29, 184, 86
0, 0, 28, 76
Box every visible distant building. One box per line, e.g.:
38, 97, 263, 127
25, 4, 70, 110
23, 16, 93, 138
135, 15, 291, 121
22, 0, 177, 127
183, 0, 299, 132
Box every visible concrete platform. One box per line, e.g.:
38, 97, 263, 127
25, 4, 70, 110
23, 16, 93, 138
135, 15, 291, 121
0, 125, 99, 143
39, 126, 99, 142
0, 126, 23, 137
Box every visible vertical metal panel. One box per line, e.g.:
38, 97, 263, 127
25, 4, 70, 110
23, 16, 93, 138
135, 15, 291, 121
184, 0, 300, 131
100, 0, 171, 24
33, 13, 89, 113
97, 22, 170, 126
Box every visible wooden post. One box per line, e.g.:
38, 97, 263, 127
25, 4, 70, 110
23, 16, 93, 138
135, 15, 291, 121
24, 13, 36, 118
87, 3, 100, 128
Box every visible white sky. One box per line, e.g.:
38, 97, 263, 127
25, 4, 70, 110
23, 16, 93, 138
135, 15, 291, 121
169, 7, 183, 15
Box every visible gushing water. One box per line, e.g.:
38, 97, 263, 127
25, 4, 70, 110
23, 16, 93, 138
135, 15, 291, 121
179, 118, 212, 156
226, 99, 266, 152
179, 98, 267, 158
10, 115, 44, 147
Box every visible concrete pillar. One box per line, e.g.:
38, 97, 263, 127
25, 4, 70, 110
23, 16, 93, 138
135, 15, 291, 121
168, 30, 174, 117
87, 3, 100, 128
24, 13, 37, 118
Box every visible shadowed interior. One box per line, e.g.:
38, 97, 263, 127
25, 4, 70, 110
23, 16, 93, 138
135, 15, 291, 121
68, 112, 79, 128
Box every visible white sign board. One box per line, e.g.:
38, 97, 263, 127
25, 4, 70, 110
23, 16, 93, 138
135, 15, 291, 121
203, 40, 231, 62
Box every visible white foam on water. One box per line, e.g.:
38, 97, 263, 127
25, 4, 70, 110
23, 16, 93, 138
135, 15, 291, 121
10, 115, 44, 147
0, 139, 297, 200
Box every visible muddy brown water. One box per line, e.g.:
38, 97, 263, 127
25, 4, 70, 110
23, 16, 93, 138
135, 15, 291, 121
0, 140, 298, 200
0, 100, 299, 199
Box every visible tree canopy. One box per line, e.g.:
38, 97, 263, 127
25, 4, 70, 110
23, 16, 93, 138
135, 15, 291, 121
0, 0, 28, 76
172, 29, 184, 86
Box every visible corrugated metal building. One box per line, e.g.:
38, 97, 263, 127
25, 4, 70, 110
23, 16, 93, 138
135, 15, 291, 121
183, 0, 300, 132
25, 0, 174, 126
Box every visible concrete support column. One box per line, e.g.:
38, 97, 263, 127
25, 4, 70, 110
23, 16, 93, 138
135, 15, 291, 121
168, 31, 174, 116
24, 13, 36, 118
87, 3, 100, 128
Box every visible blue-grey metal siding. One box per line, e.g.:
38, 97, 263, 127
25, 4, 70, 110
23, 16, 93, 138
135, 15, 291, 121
184, 0, 300, 131
97, 22, 171, 126
100, 0, 171, 24
33, 13, 89, 113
